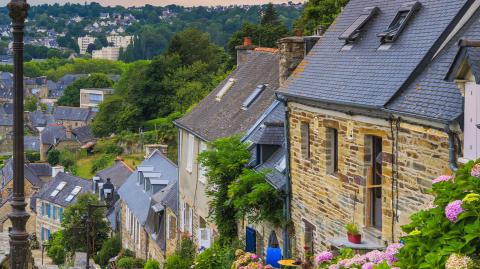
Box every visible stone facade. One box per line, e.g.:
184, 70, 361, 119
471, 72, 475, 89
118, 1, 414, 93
35, 198, 63, 241
120, 201, 149, 260
287, 102, 453, 256
0, 179, 38, 233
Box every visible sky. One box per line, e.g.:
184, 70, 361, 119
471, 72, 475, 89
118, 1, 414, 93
0, 0, 295, 7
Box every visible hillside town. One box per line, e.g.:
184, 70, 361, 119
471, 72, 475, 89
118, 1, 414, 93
1, 0, 480, 269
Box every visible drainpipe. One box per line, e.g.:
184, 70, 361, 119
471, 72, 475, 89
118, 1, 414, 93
277, 94, 291, 258
446, 124, 459, 172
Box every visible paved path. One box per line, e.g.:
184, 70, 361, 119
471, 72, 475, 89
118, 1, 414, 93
0, 232, 10, 265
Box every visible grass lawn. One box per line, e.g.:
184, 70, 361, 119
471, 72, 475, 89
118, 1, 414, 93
122, 153, 144, 169
74, 153, 144, 179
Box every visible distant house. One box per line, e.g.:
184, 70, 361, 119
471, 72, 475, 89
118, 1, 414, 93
117, 150, 178, 261
39, 125, 67, 161
53, 106, 95, 132
28, 110, 55, 132
0, 159, 52, 233
92, 47, 120, 61
33, 172, 90, 241
39, 124, 96, 161
80, 88, 114, 110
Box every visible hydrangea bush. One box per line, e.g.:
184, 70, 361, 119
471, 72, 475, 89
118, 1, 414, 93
396, 161, 480, 268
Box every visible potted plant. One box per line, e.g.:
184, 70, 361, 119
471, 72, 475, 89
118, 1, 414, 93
345, 223, 361, 244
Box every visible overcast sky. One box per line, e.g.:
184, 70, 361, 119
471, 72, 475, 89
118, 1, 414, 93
0, 0, 297, 7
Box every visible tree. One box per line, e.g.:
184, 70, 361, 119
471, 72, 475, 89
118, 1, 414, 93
198, 135, 251, 242
24, 96, 38, 112
96, 235, 121, 267
47, 149, 60, 166
57, 73, 114, 107
61, 193, 110, 255
261, 3, 280, 25
86, 43, 96, 54
167, 28, 227, 71
294, 0, 350, 35
47, 231, 66, 265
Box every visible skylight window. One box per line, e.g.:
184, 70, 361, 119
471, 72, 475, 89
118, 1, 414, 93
275, 156, 287, 173
216, 78, 236, 101
378, 2, 421, 43
339, 7, 379, 43
50, 181, 67, 197
242, 84, 267, 110
65, 186, 82, 202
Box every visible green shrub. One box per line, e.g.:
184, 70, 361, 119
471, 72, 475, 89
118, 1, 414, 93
47, 149, 60, 165
193, 243, 236, 269
164, 255, 190, 269
117, 257, 135, 269
178, 237, 196, 264
47, 245, 65, 265
118, 248, 135, 259
144, 259, 160, 269
96, 235, 121, 266
91, 154, 114, 173
26, 151, 40, 163
134, 258, 145, 268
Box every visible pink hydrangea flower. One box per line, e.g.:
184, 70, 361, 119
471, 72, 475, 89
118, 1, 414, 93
445, 200, 463, 222
432, 175, 453, 184
366, 250, 385, 264
315, 251, 334, 264
472, 164, 480, 178
328, 265, 339, 269
385, 243, 403, 265
362, 263, 374, 269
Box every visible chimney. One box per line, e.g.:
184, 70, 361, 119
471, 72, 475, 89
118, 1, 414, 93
235, 37, 257, 66
159, 144, 168, 156
278, 35, 321, 86
93, 176, 101, 193
52, 166, 64, 178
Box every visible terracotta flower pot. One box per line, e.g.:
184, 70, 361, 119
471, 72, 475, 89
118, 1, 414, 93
347, 233, 362, 244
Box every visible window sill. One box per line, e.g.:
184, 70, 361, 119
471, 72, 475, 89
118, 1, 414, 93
458, 157, 474, 164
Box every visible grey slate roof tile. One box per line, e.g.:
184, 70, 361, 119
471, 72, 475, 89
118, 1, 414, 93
387, 6, 480, 121
40, 125, 67, 146
54, 106, 93, 122
24, 136, 40, 152
96, 161, 133, 189
1, 158, 45, 189
278, 0, 469, 110
175, 51, 280, 142
34, 172, 91, 208
72, 125, 95, 144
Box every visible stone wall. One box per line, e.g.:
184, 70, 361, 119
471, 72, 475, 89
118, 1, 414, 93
287, 102, 452, 256
120, 201, 149, 259
0, 179, 38, 233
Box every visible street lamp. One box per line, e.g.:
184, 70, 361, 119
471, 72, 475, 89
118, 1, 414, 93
85, 178, 115, 269
7, 0, 30, 269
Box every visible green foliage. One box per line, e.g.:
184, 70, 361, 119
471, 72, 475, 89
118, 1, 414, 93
47, 231, 66, 265
164, 237, 196, 269
198, 135, 251, 241
261, 3, 281, 26
96, 235, 122, 267
345, 223, 359, 235
58, 149, 87, 173
134, 258, 146, 268
61, 194, 110, 255
24, 44, 71, 61
193, 242, 238, 269
118, 257, 135, 269
26, 150, 40, 163
24, 58, 71, 78
24, 96, 38, 112
91, 154, 115, 174
396, 160, 480, 268
45, 58, 126, 81
228, 169, 285, 226
164, 255, 191, 269
294, 0, 350, 35
57, 73, 114, 107
144, 260, 160, 269
47, 149, 60, 166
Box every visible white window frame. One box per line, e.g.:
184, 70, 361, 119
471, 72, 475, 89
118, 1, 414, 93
186, 134, 195, 173
464, 81, 480, 160
198, 141, 208, 184
197, 228, 212, 249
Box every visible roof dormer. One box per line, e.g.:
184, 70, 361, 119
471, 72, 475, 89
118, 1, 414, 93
378, 2, 421, 43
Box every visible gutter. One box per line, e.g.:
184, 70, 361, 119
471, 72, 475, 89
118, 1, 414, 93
446, 124, 459, 172
173, 120, 212, 143
276, 93, 291, 258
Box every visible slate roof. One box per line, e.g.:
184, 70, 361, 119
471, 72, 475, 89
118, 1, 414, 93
27, 163, 52, 177
0, 114, 12, 126
72, 125, 95, 144
54, 106, 93, 122
151, 179, 178, 215
278, 0, 470, 112
1, 158, 44, 189
387, 5, 480, 122
40, 125, 67, 146
24, 136, 40, 152
257, 147, 287, 191
117, 150, 178, 225
175, 50, 280, 142
96, 161, 133, 189
29, 111, 55, 128
0, 103, 13, 115
34, 172, 91, 207
250, 122, 284, 146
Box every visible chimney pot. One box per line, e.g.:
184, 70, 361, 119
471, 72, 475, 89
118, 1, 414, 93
295, 29, 302, 37
243, 37, 252, 46
52, 166, 64, 178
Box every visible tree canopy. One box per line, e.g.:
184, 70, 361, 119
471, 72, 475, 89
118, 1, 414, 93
294, 0, 350, 35
57, 73, 114, 107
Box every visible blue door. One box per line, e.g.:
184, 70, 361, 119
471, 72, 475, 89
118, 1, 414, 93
246, 227, 256, 253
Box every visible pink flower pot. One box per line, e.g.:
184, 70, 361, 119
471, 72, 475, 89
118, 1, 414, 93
347, 233, 362, 244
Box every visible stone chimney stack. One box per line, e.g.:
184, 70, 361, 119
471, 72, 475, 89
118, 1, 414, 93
52, 166, 64, 178
235, 37, 257, 66
278, 34, 322, 86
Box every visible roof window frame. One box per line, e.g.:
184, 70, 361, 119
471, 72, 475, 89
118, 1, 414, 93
242, 84, 267, 110
378, 1, 421, 43
339, 6, 379, 43
216, 78, 236, 101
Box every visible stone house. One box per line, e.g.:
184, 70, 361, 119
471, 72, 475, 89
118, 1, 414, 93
173, 44, 282, 250
0, 160, 53, 233
79, 88, 114, 111
39, 124, 95, 161
33, 171, 90, 241
276, 0, 480, 257
53, 106, 95, 133
117, 150, 178, 261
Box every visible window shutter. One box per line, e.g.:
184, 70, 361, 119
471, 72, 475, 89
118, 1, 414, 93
189, 207, 193, 234
180, 202, 185, 233
198, 142, 208, 184
41, 202, 44, 216
41, 227, 44, 241
476, 84, 480, 158
187, 134, 195, 172
59, 208, 63, 221
465, 82, 478, 159
47, 204, 51, 218
53, 206, 56, 220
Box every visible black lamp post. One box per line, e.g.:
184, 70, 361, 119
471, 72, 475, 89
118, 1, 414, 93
7, 1, 29, 269
85, 178, 115, 269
